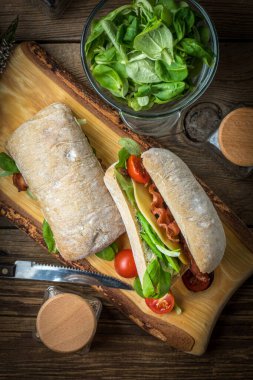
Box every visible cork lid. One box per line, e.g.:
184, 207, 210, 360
36, 293, 96, 353
218, 108, 253, 167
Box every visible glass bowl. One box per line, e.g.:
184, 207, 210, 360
81, 0, 219, 138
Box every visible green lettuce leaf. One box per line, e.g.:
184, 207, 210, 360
114, 168, 135, 206
0, 152, 19, 174
115, 147, 130, 169
42, 220, 57, 253
142, 258, 171, 298
118, 138, 142, 156
96, 242, 118, 261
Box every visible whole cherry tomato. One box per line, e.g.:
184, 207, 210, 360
145, 292, 175, 314
127, 155, 150, 184
114, 249, 138, 278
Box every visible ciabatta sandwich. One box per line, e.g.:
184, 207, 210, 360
6, 103, 125, 261
104, 139, 226, 299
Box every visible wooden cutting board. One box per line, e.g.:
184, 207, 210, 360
0, 42, 253, 355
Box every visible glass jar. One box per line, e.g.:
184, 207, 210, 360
34, 286, 102, 353
81, 0, 219, 140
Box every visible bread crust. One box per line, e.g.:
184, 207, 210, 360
104, 165, 148, 283
142, 148, 226, 273
6, 103, 125, 261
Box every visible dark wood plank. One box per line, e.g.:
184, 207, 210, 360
0, 0, 252, 41
0, 226, 252, 379
0, 216, 15, 228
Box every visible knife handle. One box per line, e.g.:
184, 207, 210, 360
0, 263, 16, 277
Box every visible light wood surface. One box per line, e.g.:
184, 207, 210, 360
36, 293, 96, 353
218, 108, 253, 167
0, 42, 252, 356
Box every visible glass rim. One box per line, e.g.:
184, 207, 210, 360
80, 0, 219, 119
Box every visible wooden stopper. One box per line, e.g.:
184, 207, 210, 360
36, 293, 96, 353
218, 108, 253, 167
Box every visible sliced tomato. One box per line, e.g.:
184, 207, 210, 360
114, 249, 138, 278
182, 269, 214, 292
127, 155, 150, 184
145, 292, 175, 314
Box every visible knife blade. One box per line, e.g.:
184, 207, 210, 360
0, 261, 133, 290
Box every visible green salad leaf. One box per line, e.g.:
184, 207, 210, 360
115, 137, 142, 170
101, 20, 128, 63
124, 17, 139, 42
114, 169, 136, 206
180, 38, 214, 66
85, 0, 215, 111
126, 58, 161, 83
133, 276, 144, 297
173, 6, 195, 41
155, 55, 188, 82
0, 170, 13, 177
137, 211, 180, 273
133, 20, 173, 62
93, 64, 128, 98
154, 4, 173, 27
152, 81, 186, 103
115, 147, 130, 169
85, 4, 133, 58
26, 188, 38, 200
142, 258, 171, 298
0, 152, 19, 174
133, 261, 172, 299
95, 46, 117, 65
42, 219, 57, 253
119, 137, 142, 156
96, 242, 118, 261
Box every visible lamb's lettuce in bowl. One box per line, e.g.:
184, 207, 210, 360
81, 0, 219, 118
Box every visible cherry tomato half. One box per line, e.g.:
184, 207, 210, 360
127, 155, 150, 184
182, 269, 214, 292
114, 249, 138, 278
145, 292, 175, 314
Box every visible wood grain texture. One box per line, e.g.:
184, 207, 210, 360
36, 293, 97, 353
218, 108, 253, 166
0, 42, 253, 356
0, 0, 253, 41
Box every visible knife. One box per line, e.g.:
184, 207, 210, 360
0, 260, 133, 290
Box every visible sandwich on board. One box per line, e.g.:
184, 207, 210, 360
104, 139, 226, 300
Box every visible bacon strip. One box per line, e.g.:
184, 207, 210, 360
149, 183, 180, 242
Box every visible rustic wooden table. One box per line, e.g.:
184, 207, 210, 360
0, 1, 253, 379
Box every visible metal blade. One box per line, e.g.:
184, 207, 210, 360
14, 261, 133, 290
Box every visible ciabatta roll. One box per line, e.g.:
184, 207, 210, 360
7, 103, 125, 261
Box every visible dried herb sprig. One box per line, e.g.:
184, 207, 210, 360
0, 16, 19, 74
